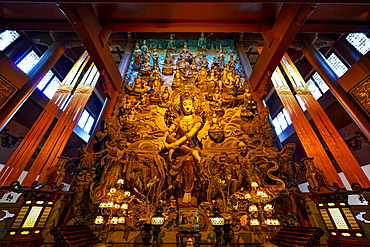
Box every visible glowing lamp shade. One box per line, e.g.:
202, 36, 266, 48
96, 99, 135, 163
95, 216, 104, 225
110, 188, 117, 193
244, 193, 251, 199
250, 219, 260, 225
114, 204, 121, 209
151, 215, 165, 226
251, 182, 259, 188
249, 205, 258, 212
210, 215, 224, 226
110, 217, 119, 224
124, 191, 131, 197
107, 202, 114, 208
118, 217, 126, 224
99, 202, 107, 208
264, 204, 274, 211
121, 203, 129, 209
117, 179, 124, 184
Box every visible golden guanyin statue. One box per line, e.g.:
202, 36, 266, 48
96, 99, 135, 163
166, 86, 203, 203
73, 38, 301, 234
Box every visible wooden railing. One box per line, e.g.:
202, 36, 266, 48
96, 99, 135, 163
270, 226, 325, 247
50, 225, 100, 247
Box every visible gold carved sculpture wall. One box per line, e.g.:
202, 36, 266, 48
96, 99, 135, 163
73, 37, 301, 238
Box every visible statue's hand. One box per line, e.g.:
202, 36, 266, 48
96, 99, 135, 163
166, 142, 179, 150
168, 149, 175, 163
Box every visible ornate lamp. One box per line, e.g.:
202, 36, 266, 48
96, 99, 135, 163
151, 211, 165, 246
210, 210, 224, 247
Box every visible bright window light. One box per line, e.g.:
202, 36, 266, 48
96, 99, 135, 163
326, 53, 348, 77
84, 116, 95, 133
346, 33, 370, 55
312, 72, 330, 94
295, 95, 307, 111
282, 108, 292, 124
37, 71, 54, 91
78, 110, 89, 128
277, 111, 288, 130
0, 30, 20, 51
272, 108, 292, 135
77, 110, 95, 134
43, 77, 61, 99
272, 118, 283, 135
306, 79, 323, 99
16, 50, 40, 74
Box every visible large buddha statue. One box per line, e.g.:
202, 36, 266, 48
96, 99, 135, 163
165, 86, 203, 203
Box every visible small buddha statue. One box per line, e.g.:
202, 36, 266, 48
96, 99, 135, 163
197, 32, 207, 50
186, 62, 198, 85
159, 86, 171, 108
141, 40, 148, 54
162, 53, 174, 76
167, 34, 176, 51
152, 48, 159, 67
172, 68, 185, 90
152, 75, 162, 97
133, 44, 143, 68
133, 74, 146, 94
195, 65, 208, 90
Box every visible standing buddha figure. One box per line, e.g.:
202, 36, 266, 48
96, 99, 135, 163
141, 40, 149, 55
133, 44, 143, 68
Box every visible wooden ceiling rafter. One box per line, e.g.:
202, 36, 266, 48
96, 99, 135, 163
248, 4, 318, 97
58, 3, 123, 91
1, 20, 369, 34
2, 0, 370, 3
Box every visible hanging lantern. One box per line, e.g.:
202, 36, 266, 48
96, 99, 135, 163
110, 217, 119, 224
209, 214, 224, 226
121, 204, 128, 209
250, 219, 260, 225
151, 212, 165, 226
117, 179, 124, 185
249, 205, 258, 212
118, 217, 126, 224
94, 216, 104, 225
244, 193, 251, 199
251, 182, 259, 188
264, 204, 274, 211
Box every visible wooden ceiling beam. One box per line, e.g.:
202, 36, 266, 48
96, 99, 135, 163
110, 22, 262, 33
2, 20, 369, 34
3, 0, 370, 3
58, 3, 122, 91
249, 4, 317, 95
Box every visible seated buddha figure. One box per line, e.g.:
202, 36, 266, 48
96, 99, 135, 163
162, 53, 174, 76
172, 68, 185, 90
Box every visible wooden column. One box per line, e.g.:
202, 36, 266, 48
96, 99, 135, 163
271, 67, 344, 187
302, 42, 370, 141
249, 4, 317, 100
86, 41, 134, 152
0, 52, 89, 186
22, 62, 100, 186
0, 40, 66, 131
4, 38, 33, 62
235, 41, 264, 110
281, 54, 370, 187
333, 39, 362, 66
